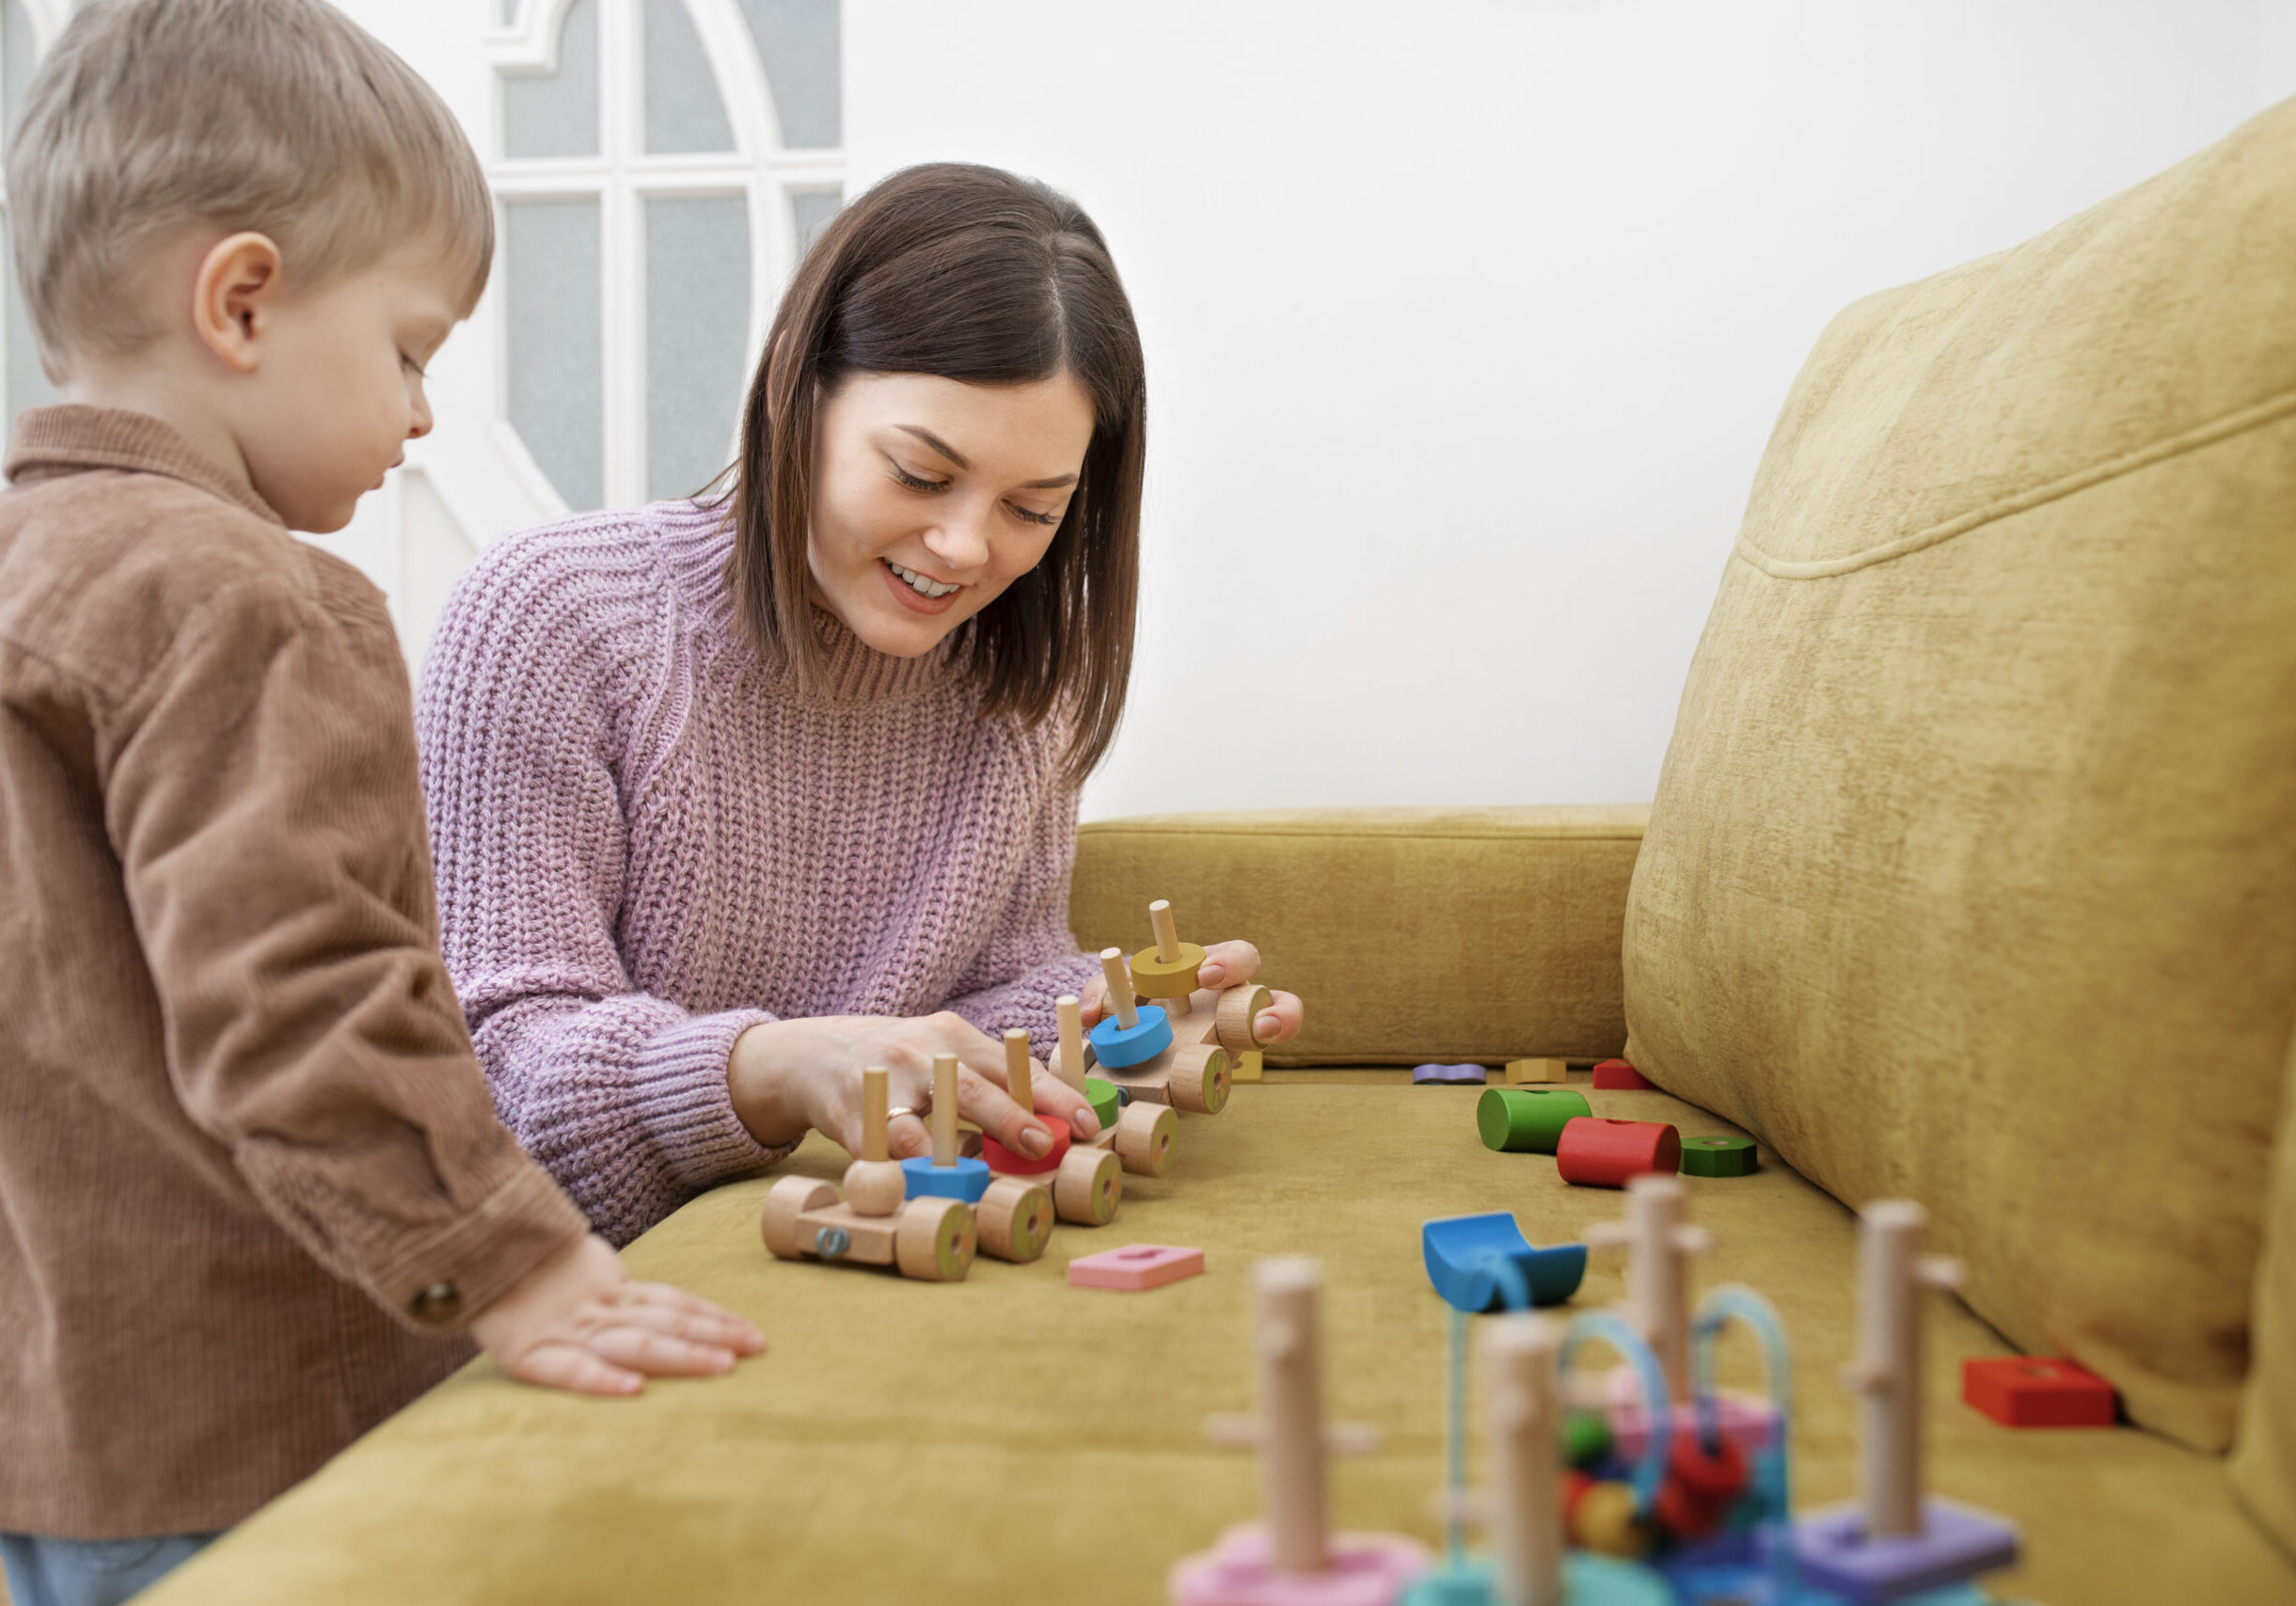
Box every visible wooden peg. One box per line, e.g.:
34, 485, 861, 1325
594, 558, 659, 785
1055, 994, 1087, 1089
1099, 947, 1141, 1030
1587, 1175, 1704, 1405
1484, 1312, 1565, 1606
862, 1066, 890, 1163
1258, 1257, 1330, 1574
1857, 1200, 1931, 1539
1149, 898, 1182, 963
1005, 1028, 1035, 1115
931, 1053, 959, 1169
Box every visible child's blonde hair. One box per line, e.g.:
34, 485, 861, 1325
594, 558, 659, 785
5, 0, 492, 382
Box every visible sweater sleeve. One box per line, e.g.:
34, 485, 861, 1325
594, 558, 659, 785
105, 572, 589, 1330
939, 771, 1100, 1042
418, 538, 792, 1248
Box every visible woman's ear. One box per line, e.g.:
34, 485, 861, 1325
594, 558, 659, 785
190, 232, 284, 374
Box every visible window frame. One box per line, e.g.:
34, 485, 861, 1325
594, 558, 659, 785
485, 0, 843, 513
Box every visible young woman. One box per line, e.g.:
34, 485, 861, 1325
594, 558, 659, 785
419, 164, 1302, 1244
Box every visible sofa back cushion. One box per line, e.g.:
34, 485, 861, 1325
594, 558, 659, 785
1622, 98, 2296, 1451
2233, 1037, 2296, 1553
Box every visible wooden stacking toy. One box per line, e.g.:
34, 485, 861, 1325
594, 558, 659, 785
759, 1065, 976, 1280
1051, 899, 1271, 1115
978, 1026, 1122, 1232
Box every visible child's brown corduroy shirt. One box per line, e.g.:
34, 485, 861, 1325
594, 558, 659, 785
0, 405, 590, 1537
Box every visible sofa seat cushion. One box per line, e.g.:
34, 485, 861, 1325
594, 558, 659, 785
1622, 96, 2296, 1454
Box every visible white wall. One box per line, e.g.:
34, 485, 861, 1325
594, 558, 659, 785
323, 1, 2296, 821
841, 0, 2296, 819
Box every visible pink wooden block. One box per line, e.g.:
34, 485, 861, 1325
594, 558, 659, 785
1068, 1243, 1205, 1291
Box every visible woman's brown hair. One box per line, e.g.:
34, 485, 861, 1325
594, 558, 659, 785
722, 163, 1145, 785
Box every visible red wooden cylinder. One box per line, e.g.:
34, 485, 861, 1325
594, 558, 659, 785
1555, 1118, 1681, 1187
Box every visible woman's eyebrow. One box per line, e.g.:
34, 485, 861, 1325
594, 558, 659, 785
896, 424, 1079, 489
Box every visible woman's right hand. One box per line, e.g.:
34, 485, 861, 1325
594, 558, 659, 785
725, 1012, 1100, 1163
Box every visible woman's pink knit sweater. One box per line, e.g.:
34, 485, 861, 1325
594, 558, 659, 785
417, 501, 1100, 1245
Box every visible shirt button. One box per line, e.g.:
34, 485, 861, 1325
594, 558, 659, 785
409, 1281, 463, 1325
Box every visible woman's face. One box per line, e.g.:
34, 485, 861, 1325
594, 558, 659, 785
808, 370, 1096, 658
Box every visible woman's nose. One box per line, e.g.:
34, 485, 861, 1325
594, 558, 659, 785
923, 502, 993, 572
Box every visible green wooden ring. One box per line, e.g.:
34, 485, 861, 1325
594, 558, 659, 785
1083, 1076, 1123, 1131
1679, 1135, 1758, 1177
1477, 1087, 1592, 1153
1129, 941, 1207, 999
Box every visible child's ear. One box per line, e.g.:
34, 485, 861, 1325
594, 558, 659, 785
190, 232, 284, 374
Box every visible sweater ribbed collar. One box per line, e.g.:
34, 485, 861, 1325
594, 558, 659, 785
5, 405, 287, 529
654, 498, 959, 705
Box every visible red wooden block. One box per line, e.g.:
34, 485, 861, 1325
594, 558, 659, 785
1591, 1058, 1654, 1090
1555, 1118, 1681, 1186
1962, 1357, 2116, 1427
980, 1118, 1073, 1176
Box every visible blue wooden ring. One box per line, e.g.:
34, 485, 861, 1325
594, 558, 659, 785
900, 1154, 990, 1204
1087, 1006, 1172, 1069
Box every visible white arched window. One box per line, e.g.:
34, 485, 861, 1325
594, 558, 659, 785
0, 0, 64, 441
487, 0, 842, 513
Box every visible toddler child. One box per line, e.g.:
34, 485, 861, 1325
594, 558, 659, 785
0, 4, 760, 1603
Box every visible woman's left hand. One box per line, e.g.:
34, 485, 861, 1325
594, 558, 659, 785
1080, 939, 1303, 1044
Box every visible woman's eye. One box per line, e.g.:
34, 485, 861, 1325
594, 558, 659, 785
401, 352, 426, 377
1008, 502, 1060, 528
891, 465, 949, 493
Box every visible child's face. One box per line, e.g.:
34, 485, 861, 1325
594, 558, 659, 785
231, 245, 462, 533
807, 371, 1095, 658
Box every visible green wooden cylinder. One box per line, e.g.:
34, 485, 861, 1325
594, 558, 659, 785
1476, 1087, 1592, 1153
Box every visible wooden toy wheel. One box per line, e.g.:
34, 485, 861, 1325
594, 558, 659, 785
1164, 1043, 1232, 1114
1213, 984, 1273, 1053
1052, 1145, 1122, 1225
895, 1196, 976, 1280
759, 1178, 838, 1259
1113, 1101, 1177, 1177
976, 1177, 1053, 1263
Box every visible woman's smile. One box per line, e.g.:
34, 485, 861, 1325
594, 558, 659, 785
880, 557, 963, 614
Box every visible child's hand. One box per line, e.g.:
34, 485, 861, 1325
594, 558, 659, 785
726, 1012, 1101, 1162
1079, 940, 1304, 1043
471, 1235, 765, 1396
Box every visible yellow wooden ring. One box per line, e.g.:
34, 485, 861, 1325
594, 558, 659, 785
1129, 941, 1206, 999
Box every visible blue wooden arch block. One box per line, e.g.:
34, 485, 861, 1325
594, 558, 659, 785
1421, 1212, 1588, 1312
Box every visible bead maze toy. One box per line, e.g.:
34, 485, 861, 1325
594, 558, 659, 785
758, 1065, 977, 1280
1053, 900, 1273, 1115
1173, 1258, 1427, 1605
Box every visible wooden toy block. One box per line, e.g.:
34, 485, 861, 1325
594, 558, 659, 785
1555, 1118, 1681, 1187
1591, 1058, 1654, 1090
842, 1066, 908, 1216
1234, 1050, 1263, 1082
1177, 1259, 1425, 1605
1412, 1062, 1486, 1086
980, 1028, 1072, 1175
1067, 1242, 1204, 1291
1476, 1088, 1591, 1153
758, 1176, 975, 1281
1421, 1213, 1588, 1311
1678, 1135, 1757, 1178
1506, 1057, 1567, 1085
1962, 1357, 2116, 1427
1130, 898, 1208, 999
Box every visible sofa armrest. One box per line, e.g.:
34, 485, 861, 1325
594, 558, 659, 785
1070, 806, 1648, 1066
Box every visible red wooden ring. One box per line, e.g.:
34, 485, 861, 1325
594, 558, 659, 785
980, 1118, 1073, 1176
1555, 1118, 1681, 1187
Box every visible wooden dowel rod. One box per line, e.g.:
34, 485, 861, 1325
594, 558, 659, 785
1150, 898, 1181, 963
1055, 995, 1086, 1089
931, 1054, 959, 1168
1005, 1028, 1034, 1114
1100, 948, 1140, 1030
862, 1065, 889, 1163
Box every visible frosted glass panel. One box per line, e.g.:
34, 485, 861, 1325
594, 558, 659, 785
735, 0, 840, 149
645, 0, 734, 154
791, 188, 841, 260
503, 0, 599, 159
646, 196, 751, 501
505, 199, 604, 510
3, 0, 38, 139
5, 215, 59, 436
